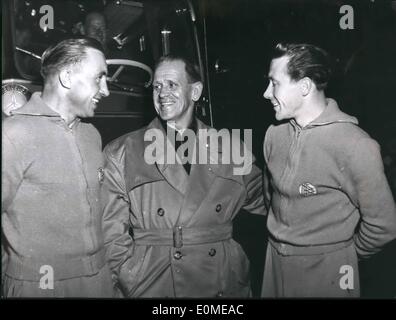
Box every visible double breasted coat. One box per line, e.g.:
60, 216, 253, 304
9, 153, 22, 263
102, 117, 266, 297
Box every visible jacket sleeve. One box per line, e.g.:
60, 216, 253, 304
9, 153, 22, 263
2, 131, 25, 281
241, 155, 267, 216
2, 132, 24, 213
101, 147, 136, 296
262, 126, 274, 210
349, 137, 396, 258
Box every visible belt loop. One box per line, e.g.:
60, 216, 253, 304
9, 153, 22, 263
173, 226, 183, 248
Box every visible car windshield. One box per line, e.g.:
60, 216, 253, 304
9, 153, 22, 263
12, 0, 199, 94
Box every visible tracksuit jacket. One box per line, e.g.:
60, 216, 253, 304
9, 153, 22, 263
2, 92, 113, 297
262, 98, 396, 297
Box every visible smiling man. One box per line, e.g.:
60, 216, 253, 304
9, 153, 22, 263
261, 43, 396, 297
101, 55, 266, 297
2, 38, 112, 297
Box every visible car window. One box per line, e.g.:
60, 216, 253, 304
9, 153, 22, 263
12, 0, 199, 97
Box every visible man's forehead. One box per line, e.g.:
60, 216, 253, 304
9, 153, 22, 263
85, 48, 106, 61
154, 61, 187, 80
79, 48, 107, 71
269, 56, 290, 78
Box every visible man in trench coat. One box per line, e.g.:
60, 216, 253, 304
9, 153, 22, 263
102, 55, 266, 297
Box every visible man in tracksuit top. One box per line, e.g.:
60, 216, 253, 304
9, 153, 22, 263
261, 43, 396, 297
2, 38, 113, 297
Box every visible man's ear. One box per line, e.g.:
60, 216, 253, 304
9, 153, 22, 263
191, 81, 203, 102
59, 69, 72, 89
300, 77, 312, 96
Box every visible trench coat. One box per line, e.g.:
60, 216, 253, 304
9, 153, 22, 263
102, 117, 266, 297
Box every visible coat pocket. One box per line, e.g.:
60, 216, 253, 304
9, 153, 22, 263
227, 240, 251, 296
118, 245, 146, 297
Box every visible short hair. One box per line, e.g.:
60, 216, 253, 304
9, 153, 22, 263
40, 37, 105, 79
271, 43, 332, 91
154, 54, 201, 83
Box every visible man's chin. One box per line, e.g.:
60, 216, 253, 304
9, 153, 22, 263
83, 108, 96, 118
275, 113, 283, 121
158, 112, 174, 121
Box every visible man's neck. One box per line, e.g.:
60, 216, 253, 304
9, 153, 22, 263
160, 117, 197, 135
41, 89, 76, 126
295, 92, 327, 128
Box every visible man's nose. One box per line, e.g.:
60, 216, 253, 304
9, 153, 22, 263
263, 84, 272, 100
158, 86, 169, 97
100, 78, 110, 97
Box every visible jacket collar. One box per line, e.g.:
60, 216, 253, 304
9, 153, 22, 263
12, 92, 61, 117
12, 92, 81, 128
291, 98, 358, 130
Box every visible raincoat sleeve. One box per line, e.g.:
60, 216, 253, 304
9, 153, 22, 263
101, 147, 135, 296
349, 137, 396, 258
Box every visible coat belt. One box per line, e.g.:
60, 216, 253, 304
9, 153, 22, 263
133, 223, 233, 248
269, 237, 354, 256
5, 247, 106, 281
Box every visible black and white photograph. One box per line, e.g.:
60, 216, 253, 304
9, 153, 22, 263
1, 0, 396, 306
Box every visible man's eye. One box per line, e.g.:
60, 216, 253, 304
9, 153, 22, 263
154, 84, 161, 91
169, 82, 177, 89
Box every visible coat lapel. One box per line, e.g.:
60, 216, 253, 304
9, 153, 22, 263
124, 124, 165, 192
144, 118, 189, 196
176, 120, 222, 224
159, 163, 189, 196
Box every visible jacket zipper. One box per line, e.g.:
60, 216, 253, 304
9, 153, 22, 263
278, 126, 302, 225
68, 124, 96, 253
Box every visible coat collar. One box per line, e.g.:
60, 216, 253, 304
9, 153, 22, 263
124, 117, 245, 195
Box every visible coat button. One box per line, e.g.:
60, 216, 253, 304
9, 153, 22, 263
209, 248, 216, 257
215, 204, 222, 212
157, 208, 165, 216
174, 251, 182, 260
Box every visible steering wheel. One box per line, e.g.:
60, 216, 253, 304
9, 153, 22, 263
106, 59, 153, 88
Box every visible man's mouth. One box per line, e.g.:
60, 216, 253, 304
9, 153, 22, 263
159, 101, 175, 110
272, 100, 280, 111
92, 97, 101, 106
